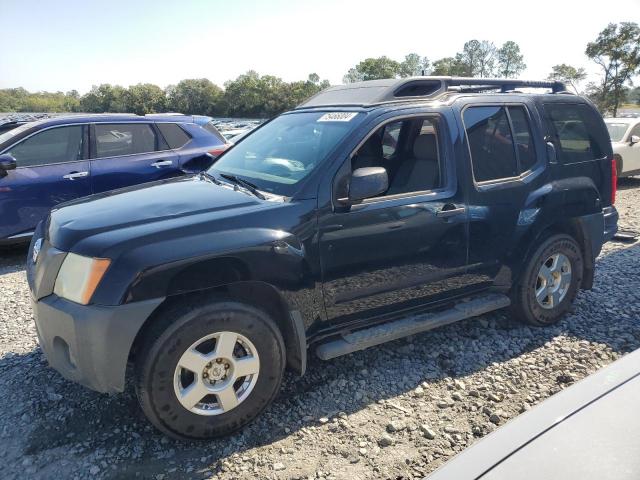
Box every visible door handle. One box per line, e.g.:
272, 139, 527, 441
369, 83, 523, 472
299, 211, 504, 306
436, 205, 466, 218
62, 171, 89, 180
151, 160, 173, 168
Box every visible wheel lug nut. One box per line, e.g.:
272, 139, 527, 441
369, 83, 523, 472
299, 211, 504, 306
216, 358, 222, 364
224, 364, 229, 369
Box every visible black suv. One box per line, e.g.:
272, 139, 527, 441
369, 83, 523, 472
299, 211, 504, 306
27, 77, 618, 439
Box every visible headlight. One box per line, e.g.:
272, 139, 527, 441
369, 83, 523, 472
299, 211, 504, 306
53, 253, 111, 305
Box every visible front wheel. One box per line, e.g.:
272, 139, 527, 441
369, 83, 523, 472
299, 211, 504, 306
134, 298, 286, 440
511, 234, 583, 326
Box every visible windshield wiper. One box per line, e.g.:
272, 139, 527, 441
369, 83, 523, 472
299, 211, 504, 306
219, 173, 266, 200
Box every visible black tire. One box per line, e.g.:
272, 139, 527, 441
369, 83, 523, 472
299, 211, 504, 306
134, 297, 286, 440
510, 234, 583, 327
615, 155, 623, 178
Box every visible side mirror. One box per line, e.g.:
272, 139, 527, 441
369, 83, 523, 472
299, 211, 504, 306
348, 167, 388, 202
630, 135, 640, 145
0, 154, 16, 177
545, 141, 558, 164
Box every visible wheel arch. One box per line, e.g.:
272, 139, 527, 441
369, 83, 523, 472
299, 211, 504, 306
512, 215, 601, 291
128, 279, 307, 379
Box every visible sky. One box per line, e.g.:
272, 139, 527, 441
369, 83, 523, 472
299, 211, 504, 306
2, 0, 639, 93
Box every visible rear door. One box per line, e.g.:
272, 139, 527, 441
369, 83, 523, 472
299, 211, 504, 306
460, 101, 548, 286
0, 124, 90, 239
89, 122, 182, 192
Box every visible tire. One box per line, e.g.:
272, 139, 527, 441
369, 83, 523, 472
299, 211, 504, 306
510, 234, 583, 327
615, 155, 623, 178
134, 297, 286, 440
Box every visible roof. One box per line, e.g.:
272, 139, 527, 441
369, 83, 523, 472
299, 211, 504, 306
297, 77, 568, 109
26, 113, 203, 128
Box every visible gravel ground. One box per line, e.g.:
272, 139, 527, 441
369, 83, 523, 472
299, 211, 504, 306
1, 179, 639, 480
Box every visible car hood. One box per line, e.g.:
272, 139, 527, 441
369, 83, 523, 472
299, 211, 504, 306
47, 175, 268, 252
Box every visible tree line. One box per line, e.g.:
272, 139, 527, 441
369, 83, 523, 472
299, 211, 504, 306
343, 40, 526, 83
1, 22, 638, 118
0, 72, 330, 118
342, 23, 640, 117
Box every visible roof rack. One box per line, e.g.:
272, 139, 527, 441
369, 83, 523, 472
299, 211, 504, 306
296, 76, 568, 109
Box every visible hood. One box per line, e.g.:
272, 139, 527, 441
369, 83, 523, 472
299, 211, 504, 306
47, 175, 266, 252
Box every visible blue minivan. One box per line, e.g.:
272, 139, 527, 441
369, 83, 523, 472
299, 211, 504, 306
0, 114, 229, 243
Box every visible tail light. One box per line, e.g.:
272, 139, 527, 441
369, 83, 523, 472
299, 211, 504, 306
208, 144, 230, 157
611, 156, 617, 205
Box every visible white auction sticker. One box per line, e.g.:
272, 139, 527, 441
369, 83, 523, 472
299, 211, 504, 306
317, 112, 358, 122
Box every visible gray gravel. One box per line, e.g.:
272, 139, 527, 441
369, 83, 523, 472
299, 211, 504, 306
1, 179, 639, 480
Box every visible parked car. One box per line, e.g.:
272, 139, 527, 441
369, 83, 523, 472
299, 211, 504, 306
427, 348, 640, 480
0, 119, 28, 135
0, 114, 229, 243
604, 117, 640, 177
222, 128, 253, 142
27, 77, 618, 439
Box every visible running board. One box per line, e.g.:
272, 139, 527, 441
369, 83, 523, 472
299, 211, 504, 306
315, 293, 510, 360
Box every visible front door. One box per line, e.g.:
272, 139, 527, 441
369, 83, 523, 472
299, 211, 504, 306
0, 124, 90, 239
319, 115, 470, 322
89, 122, 182, 193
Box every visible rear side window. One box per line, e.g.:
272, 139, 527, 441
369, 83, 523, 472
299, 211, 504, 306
509, 106, 536, 172
94, 123, 159, 158
464, 106, 518, 182
157, 123, 191, 149
544, 104, 608, 164
202, 121, 226, 143
7, 125, 84, 167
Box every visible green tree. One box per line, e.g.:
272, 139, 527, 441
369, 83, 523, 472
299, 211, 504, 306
80, 84, 128, 113
124, 83, 166, 114
221, 71, 289, 117
546, 64, 588, 93
458, 40, 497, 77
166, 78, 223, 116
343, 56, 401, 83
586, 22, 640, 116
398, 53, 430, 77
431, 56, 468, 76
497, 41, 526, 78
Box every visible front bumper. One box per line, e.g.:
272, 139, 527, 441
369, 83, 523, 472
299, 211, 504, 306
32, 294, 164, 393
603, 206, 619, 242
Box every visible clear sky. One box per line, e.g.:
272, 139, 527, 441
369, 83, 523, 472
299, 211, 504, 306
2, 0, 639, 93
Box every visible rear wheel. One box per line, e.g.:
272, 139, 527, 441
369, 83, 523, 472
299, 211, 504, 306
134, 298, 286, 440
511, 234, 583, 326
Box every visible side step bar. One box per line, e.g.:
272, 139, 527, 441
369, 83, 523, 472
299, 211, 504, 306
315, 293, 510, 360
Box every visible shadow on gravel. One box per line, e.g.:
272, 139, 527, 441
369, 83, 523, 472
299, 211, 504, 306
3, 242, 639, 479
618, 177, 640, 191
0, 244, 28, 274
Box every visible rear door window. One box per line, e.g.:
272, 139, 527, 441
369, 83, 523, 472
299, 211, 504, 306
464, 106, 518, 182
94, 123, 159, 158
157, 123, 191, 149
544, 103, 609, 163
7, 125, 84, 167
202, 121, 226, 143
508, 106, 537, 172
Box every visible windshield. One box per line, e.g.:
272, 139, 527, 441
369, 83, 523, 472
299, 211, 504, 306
606, 122, 630, 142
0, 122, 34, 147
208, 111, 362, 196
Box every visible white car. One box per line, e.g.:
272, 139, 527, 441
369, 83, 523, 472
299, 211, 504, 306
604, 117, 640, 177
